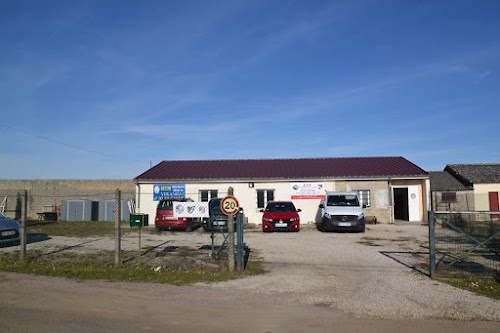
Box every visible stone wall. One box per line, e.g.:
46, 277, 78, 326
0, 180, 136, 220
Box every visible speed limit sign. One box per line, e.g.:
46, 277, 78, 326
220, 196, 239, 215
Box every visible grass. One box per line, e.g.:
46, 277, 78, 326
0, 257, 266, 285
441, 276, 500, 300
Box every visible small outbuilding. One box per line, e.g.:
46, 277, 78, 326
134, 157, 430, 225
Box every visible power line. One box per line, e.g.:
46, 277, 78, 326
1, 124, 145, 163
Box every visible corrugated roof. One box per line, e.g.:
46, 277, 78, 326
135, 157, 428, 181
428, 171, 472, 191
444, 164, 500, 184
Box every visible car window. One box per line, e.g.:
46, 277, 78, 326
265, 202, 296, 212
327, 195, 359, 206
158, 201, 174, 210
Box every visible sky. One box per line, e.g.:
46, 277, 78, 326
1, 0, 499, 179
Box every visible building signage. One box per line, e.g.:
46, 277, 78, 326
153, 184, 185, 201
173, 202, 209, 218
291, 183, 325, 199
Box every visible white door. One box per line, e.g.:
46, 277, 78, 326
407, 185, 420, 221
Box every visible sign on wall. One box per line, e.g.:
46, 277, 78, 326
291, 183, 325, 199
173, 202, 209, 218
153, 184, 185, 201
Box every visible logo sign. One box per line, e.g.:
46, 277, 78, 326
173, 202, 209, 218
291, 183, 325, 199
220, 196, 239, 215
153, 184, 185, 201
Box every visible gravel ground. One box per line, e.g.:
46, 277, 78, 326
2, 223, 499, 321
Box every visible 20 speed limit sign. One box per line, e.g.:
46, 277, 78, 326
220, 196, 239, 215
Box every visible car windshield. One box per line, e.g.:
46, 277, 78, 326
265, 202, 296, 212
209, 199, 223, 214
327, 195, 359, 206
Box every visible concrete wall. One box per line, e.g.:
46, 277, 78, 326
431, 190, 475, 211
0, 180, 135, 220
473, 183, 500, 211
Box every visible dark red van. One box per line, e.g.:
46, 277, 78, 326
260, 201, 301, 232
154, 199, 197, 231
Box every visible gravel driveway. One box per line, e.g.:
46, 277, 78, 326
4, 223, 500, 321
211, 223, 500, 321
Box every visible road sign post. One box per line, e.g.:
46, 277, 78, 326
222, 189, 239, 272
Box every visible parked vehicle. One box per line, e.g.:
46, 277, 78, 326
154, 199, 198, 231
202, 198, 238, 232
261, 201, 301, 232
0, 213, 20, 246
318, 191, 365, 232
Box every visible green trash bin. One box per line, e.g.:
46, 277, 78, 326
130, 214, 149, 227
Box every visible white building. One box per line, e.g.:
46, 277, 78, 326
134, 157, 430, 225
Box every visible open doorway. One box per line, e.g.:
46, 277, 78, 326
393, 188, 409, 221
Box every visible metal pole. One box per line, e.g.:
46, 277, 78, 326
20, 190, 27, 262
228, 187, 235, 272
115, 189, 121, 266
428, 211, 436, 278
236, 212, 244, 271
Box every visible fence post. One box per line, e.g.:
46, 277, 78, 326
428, 211, 436, 278
228, 187, 235, 272
20, 190, 27, 262
115, 189, 121, 266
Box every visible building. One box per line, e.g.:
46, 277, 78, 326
443, 164, 500, 212
134, 157, 429, 225
428, 171, 474, 211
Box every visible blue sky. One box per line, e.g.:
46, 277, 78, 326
1, 0, 499, 179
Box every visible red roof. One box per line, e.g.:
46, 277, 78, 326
135, 157, 427, 181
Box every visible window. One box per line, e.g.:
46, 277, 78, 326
257, 189, 274, 208
358, 190, 371, 207
441, 192, 457, 203
199, 190, 218, 202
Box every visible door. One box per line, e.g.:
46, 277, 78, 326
394, 188, 409, 221
489, 192, 499, 219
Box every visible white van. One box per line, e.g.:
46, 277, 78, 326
318, 191, 365, 232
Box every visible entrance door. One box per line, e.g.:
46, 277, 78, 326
394, 188, 409, 221
489, 192, 499, 219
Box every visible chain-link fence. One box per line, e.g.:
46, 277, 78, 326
429, 211, 500, 278
0, 189, 246, 271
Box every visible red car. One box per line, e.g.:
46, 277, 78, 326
154, 199, 197, 231
261, 201, 301, 232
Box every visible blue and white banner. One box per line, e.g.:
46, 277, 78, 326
153, 184, 185, 201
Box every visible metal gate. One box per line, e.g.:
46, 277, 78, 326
429, 211, 500, 278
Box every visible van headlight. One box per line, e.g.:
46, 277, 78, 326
324, 213, 331, 219
357, 213, 364, 219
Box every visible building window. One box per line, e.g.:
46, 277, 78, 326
199, 190, 218, 202
358, 190, 371, 207
441, 192, 457, 203
257, 189, 274, 208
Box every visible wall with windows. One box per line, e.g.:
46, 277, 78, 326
135, 178, 417, 225
431, 190, 474, 211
